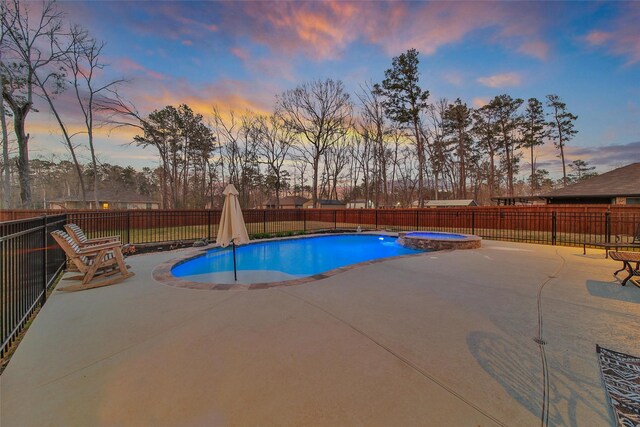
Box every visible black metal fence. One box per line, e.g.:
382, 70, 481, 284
1, 215, 66, 355
1, 207, 639, 355
64, 208, 640, 249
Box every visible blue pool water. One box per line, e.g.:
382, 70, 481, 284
172, 234, 424, 283
406, 232, 467, 239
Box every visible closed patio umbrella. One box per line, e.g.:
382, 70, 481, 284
216, 184, 250, 281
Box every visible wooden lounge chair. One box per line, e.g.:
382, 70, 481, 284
609, 251, 640, 287
51, 230, 134, 292
64, 223, 120, 247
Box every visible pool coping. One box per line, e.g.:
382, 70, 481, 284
152, 232, 435, 291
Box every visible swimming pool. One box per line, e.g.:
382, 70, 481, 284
169, 234, 424, 285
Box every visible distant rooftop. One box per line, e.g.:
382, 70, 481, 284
316, 199, 346, 205
266, 195, 309, 205
425, 199, 478, 207
545, 163, 640, 198
50, 189, 157, 203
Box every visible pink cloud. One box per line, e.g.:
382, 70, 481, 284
585, 31, 612, 46
442, 71, 464, 87
116, 58, 167, 81
229, 47, 296, 81
517, 40, 549, 60
220, 1, 551, 61
583, 3, 640, 65
472, 97, 489, 108
477, 72, 522, 88
231, 1, 365, 60
230, 47, 250, 61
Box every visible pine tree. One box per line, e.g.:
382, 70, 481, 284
442, 99, 473, 198
376, 49, 429, 206
546, 94, 578, 187
522, 98, 547, 194
488, 95, 523, 196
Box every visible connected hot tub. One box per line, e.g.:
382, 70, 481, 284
397, 231, 481, 251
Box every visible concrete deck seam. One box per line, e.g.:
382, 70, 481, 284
536, 249, 567, 427
277, 288, 509, 427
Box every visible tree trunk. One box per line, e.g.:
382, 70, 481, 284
1, 94, 10, 208
530, 144, 535, 195
458, 129, 466, 199
312, 156, 319, 208
13, 108, 31, 207
88, 129, 99, 209
488, 147, 495, 198
559, 141, 567, 187
414, 120, 424, 207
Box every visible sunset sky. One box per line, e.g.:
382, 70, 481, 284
28, 1, 640, 176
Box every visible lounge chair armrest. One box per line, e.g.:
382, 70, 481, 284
84, 235, 120, 244
77, 241, 122, 255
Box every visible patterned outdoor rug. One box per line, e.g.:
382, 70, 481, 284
597, 345, 640, 427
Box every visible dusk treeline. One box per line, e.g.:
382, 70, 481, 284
1, 1, 594, 209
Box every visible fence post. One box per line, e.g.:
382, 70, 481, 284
126, 210, 131, 244
605, 210, 611, 244
415, 210, 419, 230
552, 211, 557, 245
303, 209, 306, 232
334, 210, 337, 229
471, 210, 475, 235
207, 210, 212, 240
263, 210, 267, 234
41, 216, 47, 304
375, 209, 378, 230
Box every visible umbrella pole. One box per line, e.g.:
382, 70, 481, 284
232, 241, 237, 281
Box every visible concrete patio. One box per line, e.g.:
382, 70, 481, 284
1, 239, 638, 426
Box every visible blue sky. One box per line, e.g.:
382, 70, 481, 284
27, 1, 640, 175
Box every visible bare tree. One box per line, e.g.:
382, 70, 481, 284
0, 34, 10, 207
62, 26, 124, 208
212, 107, 259, 207
424, 99, 451, 200
30, 26, 87, 204
356, 82, 390, 207
253, 113, 293, 208
323, 135, 351, 200
1, 0, 69, 206
0, 5, 11, 208
276, 79, 352, 207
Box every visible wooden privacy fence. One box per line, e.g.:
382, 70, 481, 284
0, 206, 639, 247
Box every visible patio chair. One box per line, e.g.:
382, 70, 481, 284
64, 223, 120, 248
51, 230, 134, 292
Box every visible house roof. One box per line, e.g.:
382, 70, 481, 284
425, 199, 478, 207
49, 189, 158, 203
266, 195, 309, 205
316, 199, 346, 205
544, 163, 640, 198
